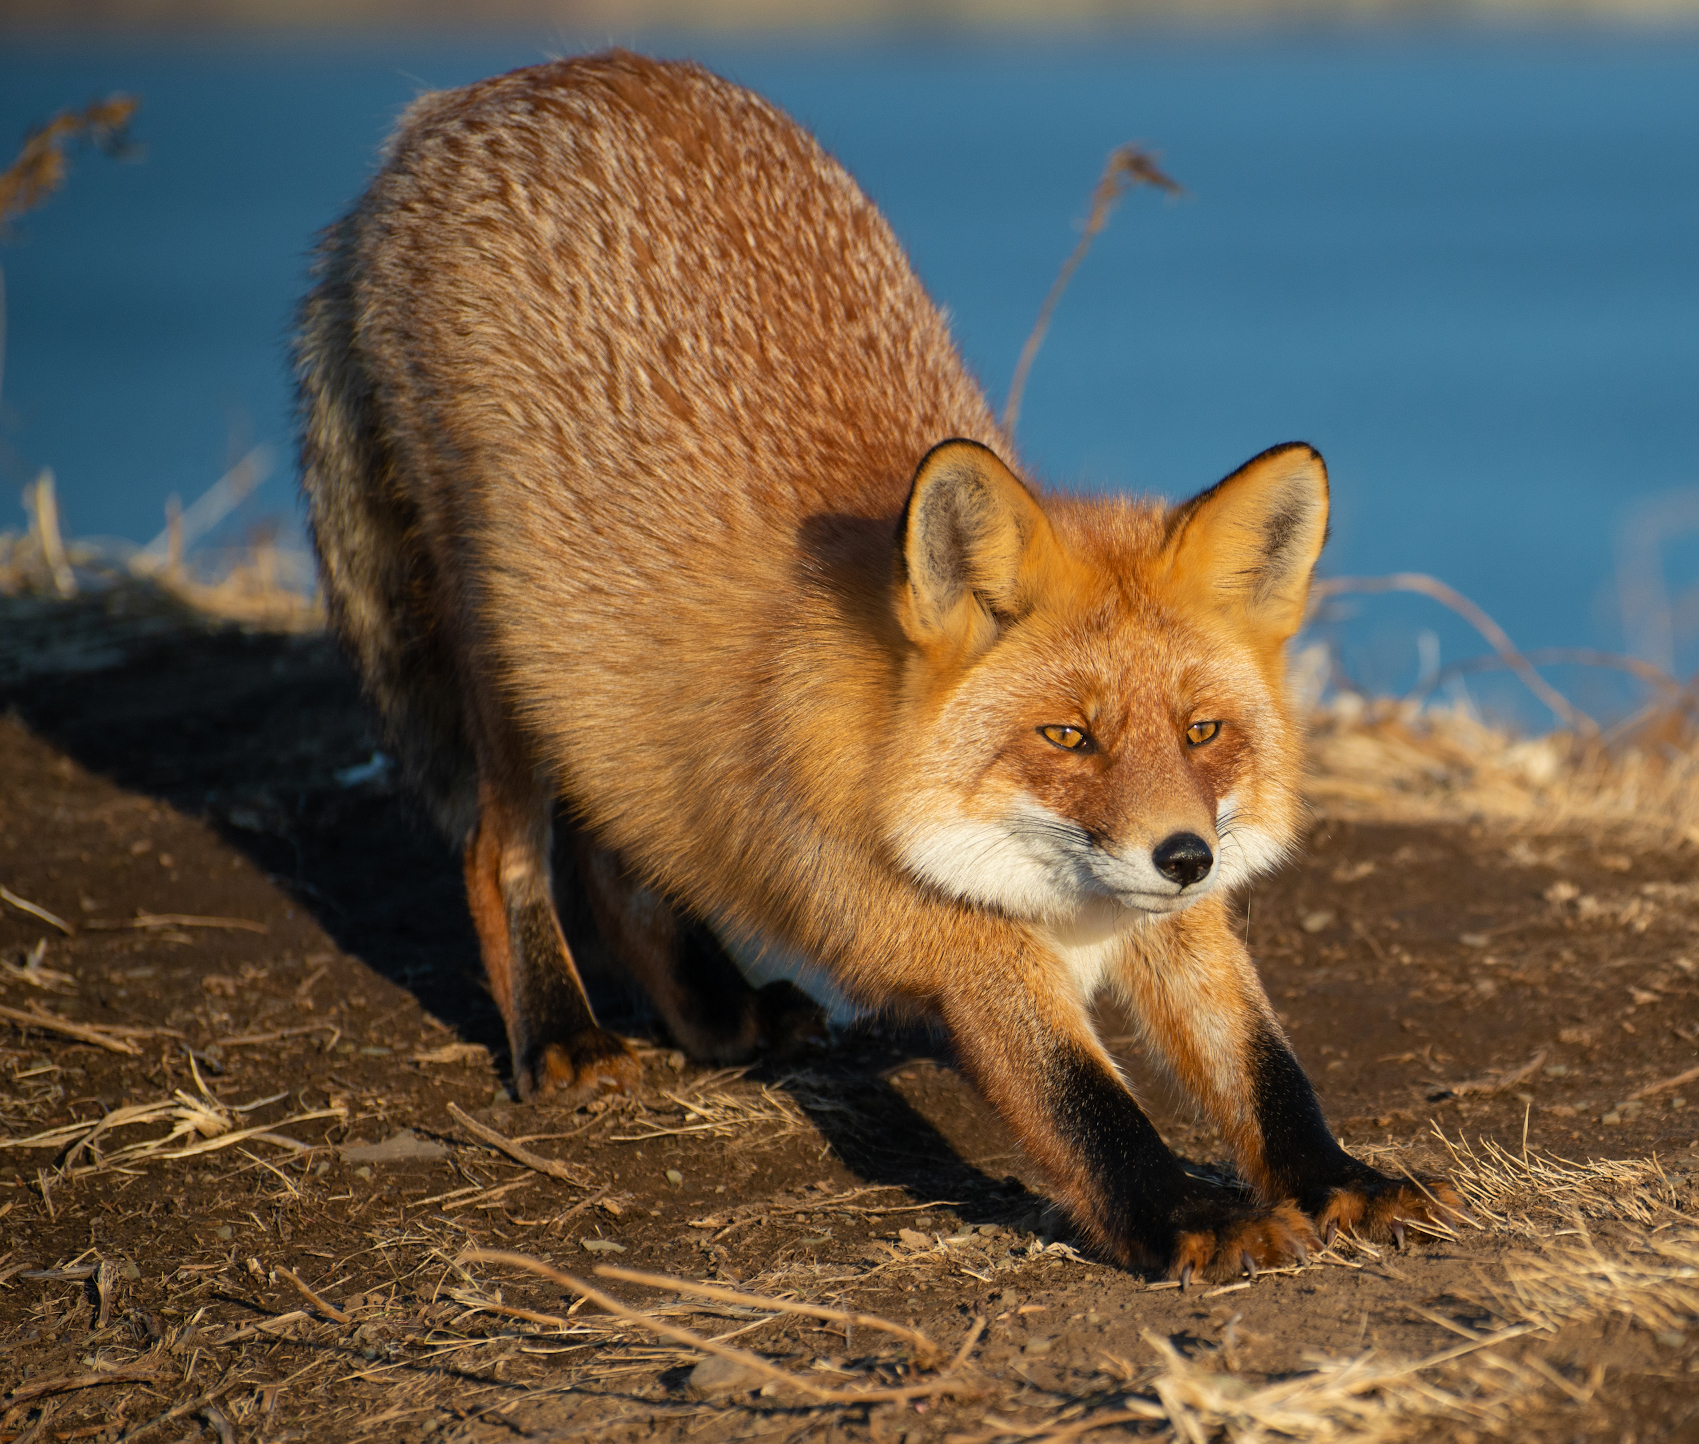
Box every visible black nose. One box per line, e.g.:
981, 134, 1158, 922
1152, 832, 1214, 888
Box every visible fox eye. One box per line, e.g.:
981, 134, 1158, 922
1040, 724, 1092, 752
1186, 720, 1222, 747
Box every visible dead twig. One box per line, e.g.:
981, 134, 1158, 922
1309, 573, 1598, 737
84, 912, 268, 934
1002, 142, 1182, 437
447, 1102, 594, 1187
459, 1248, 984, 1404
0, 1002, 143, 1055
540, 1183, 611, 1231
597, 1263, 947, 1365
208, 1310, 311, 1346
211, 1024, 338, 1048
4, 1362, 171, 1408
1626, 1063, 1699, 1101
1438, 1051, 1548, 1100
201, 1402, 236, 1444
116, 1386, 231, 1444
0, 885, 72, 935
277, 1265, 351, 1324
413, 1042, 490, 1065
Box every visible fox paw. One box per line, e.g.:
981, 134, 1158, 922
516, 1027, 641, 1104
755, 980, 828, 1058
1313, 1172, 1468, 1249
1168, 1200, 1318, 1286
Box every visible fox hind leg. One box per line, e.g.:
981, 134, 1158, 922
464, 785, 641, 1103
576, 841, 825, 1063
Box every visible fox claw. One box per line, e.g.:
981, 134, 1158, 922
1312, 1172, 1466, 1250
1323, 1219, 1339, 1249
1164, 1201, 1316, 1285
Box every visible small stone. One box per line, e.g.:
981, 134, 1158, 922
214, 1225, 232, 1241
340, 1129, 449, 1165
580, 1238, 625, 1254
1659, 1331, 1687, 1348
123, 1260, 140, 1281
354, 1166, 373, 1181
1301, 911, 1335, 934
1023, 1339, 1053, 1356
666, 1169, 684, 1187
1602, 1113, 1622, 1125
897, 1227, 930, 1250
685, 1354, 764, 1399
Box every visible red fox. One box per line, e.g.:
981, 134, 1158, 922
295, 51, 1461, 1279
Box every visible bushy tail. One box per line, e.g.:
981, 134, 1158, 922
294, 215, 475, 841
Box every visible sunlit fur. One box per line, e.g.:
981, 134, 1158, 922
296, 51, 1343, 1267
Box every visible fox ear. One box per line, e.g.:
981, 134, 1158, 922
1162, 443, 1329, 642
897, 439, 1058, 653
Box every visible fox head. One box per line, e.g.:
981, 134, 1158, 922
886, 438, 1328, 923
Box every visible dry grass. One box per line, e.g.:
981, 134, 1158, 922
1299, 564, 1699, 837
0, 94, 136, 232
1305, 694, 1699, 839
1434, 1129, 1681, 1238
0, 470, 321, 634
460, 1249, 986, 1405
607, 1070, 816, 1147
978, 1142, 1699, 1444
0, 1064, 345, 1181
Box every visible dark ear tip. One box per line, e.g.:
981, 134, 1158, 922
912, 436, 1005, 479
1267, 440, 1325, 469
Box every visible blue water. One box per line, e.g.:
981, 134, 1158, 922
3, 31, 1697, 723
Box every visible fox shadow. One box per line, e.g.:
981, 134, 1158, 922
0, 588, 1057, 1227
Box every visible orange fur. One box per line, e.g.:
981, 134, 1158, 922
296, 51, 1459, 1271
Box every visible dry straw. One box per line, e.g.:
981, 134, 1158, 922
0, 94, 137, 232
0, 1061, 345, 1179
457, 1248, 986, 1405
1300, 569, 1698, 837
986, 1139, 1697, 1444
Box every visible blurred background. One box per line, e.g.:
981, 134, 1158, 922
1, 0, 1696, 729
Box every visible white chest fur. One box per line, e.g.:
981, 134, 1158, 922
1041, 901, 1146, 1005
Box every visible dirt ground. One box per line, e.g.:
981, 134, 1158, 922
4, 586, 1699, 1444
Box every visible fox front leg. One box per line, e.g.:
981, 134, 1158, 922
939, 959, 1316, 1283
1120, 901, 1467, 1248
